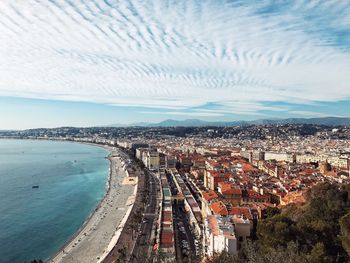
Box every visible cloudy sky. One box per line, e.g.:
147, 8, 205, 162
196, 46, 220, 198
0, 0, 350, 129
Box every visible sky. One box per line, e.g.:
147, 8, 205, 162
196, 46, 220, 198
0, 0, 350, 129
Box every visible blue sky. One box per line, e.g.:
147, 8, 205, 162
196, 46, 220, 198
0, 0, 350, 129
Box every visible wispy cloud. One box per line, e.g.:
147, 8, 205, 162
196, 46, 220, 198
288, 110, 346, 118
0, 0, 349, 116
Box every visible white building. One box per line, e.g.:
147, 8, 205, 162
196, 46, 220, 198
232, 215, 250, 249
136, 148, 148, 160
142, 150, 160, 169
265, 151, 293, 162
205, 215, 237, 257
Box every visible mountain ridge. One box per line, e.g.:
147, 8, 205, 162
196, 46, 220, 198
105, 117, 350, 127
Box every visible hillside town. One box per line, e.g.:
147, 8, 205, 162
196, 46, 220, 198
114, 134, 350, 261
1, 124, 350, 262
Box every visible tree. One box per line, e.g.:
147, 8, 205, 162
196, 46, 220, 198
305, 242, 329, 263
205, 250, 236, 263
257, 214, 297, 249
205, 241, 308, 263
257, 183, 350, 262
340, 212, 350, 257
264, 207, 280, 219
116, 246, 128, 262
295, 183, 349, 260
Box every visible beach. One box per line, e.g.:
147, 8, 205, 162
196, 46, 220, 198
49, 146, 137, 263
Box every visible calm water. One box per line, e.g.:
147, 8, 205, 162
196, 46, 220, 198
0, 139, 109, 263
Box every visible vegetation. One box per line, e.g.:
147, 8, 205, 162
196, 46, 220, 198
208, 183, 350, 263
114, 246, 128, 262
340, 213, 350, 257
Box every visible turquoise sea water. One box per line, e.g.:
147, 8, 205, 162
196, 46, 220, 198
0, 139, 109, 263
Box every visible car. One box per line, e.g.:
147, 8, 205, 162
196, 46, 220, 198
182, 243, 189, 249
182, 243, 189, 248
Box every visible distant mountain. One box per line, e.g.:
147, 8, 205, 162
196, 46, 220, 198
104, 117, 350, 128
148, 119, 240, 127
103, 122, 149, 127
253, 117, 350, 126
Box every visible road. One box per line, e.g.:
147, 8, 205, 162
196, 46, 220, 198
174, 203, 197, 263
129, 170, 159, 262
166, 172, 198, 263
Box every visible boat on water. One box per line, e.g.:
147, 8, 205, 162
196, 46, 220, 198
32, 185, 39, 189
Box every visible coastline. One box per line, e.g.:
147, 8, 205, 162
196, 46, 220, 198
46, 143, 114, 262
48, 143, 136, 263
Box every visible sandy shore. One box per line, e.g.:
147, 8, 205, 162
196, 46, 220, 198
49, 146, 136, 263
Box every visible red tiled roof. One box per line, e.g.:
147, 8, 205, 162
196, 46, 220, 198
243, 163, 254, 172
325, 171, 337, 177
247, 190, 268, 200
202, 190, 219, 201
229, 207, 252, 220
210, 201, 228, 216
209, 171, 231, 178
219, 182, 242, 195
303, 168, 315, 175
160, 231, 174, 247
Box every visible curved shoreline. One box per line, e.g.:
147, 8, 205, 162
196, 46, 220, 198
48, 143, 136, 263
0, 138, 137, 263
46, 143, 113, 262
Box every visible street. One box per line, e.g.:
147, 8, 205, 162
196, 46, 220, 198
129, 170, 159, 262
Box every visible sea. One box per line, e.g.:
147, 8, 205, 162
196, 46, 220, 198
0, 139, 110, 263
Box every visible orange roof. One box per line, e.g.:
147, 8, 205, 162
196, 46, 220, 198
281, 191, 305, 205
303, 168, 315, 175
229, 207, 252, 220
247, 190, 268, 200
243, 163, 254, 172
219, 182, 242, 195
202, 190, 219, 201
209, 171, 231, 178
210, 201, 228, 216
325, 171, 337, 177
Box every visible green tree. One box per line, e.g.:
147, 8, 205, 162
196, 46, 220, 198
206, 241, 308, 263
257, 183, 350, 262
305, 242, 329, 263
264, 207, 280, 219
340, 212, 350, 257
296, 183, 349, 260
205, 250, 236, 263
257, 214, 296, 249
